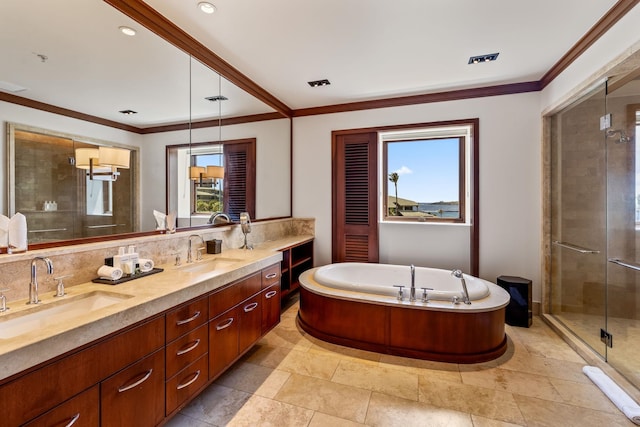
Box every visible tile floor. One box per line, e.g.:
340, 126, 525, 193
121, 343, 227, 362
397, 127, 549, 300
165, 296, 635, 426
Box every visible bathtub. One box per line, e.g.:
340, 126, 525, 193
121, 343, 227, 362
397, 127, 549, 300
297, 263, 511, 363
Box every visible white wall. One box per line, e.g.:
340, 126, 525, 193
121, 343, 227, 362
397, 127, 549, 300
293, 92, 542, 300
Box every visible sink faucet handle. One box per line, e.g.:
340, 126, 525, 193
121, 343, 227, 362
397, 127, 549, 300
173, 252, 182, 266
393, 285, 405, 301
53, 275, 72, 297
0, 289, 9, 312
420, 287, 433, 303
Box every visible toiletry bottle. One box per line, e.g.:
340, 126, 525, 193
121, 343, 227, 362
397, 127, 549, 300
113, 246, 126, 270
127, 245, 139, 274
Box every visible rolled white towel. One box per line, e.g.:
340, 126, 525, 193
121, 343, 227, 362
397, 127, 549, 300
98, 265, 123, 281
583, 366, 640, 425
9, 213, 28, 253
139, 258, 154, 273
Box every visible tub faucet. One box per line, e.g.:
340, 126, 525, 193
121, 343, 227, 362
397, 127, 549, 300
451, 269, 471, 305
410, 264, 416, 301
187, 235, 205, 263
29, 256, 53, 305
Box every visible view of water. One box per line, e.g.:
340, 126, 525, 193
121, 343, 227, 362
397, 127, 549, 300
419, 202, 459, 218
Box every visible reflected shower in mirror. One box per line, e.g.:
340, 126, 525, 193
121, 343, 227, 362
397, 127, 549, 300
8, 124, 138, 244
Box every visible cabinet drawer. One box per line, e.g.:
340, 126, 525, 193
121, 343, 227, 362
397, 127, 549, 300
262, 283, 281, 334
23, 385, 99, 427
261, 264, 281, 289
0, 316, 164, 426
166, 323, 208, 379
165, 353, 209, 416
209, 271, 261, 319
101, 349, 165, 427
239, 294, 262, 354
166, 296, 208, 342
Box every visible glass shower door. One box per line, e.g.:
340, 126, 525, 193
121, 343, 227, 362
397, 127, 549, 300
604, 81, 640, 388
550, 81, 608, 358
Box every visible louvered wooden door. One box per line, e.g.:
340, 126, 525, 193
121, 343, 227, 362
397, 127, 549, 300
332, 132, 379, 263
224, 141, 256, 222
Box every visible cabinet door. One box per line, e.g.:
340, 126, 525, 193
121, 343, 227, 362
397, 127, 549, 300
166, 297, 208, 343
101, 349, 165, 427
262, 283, 281, 334
166, 323, 208, 379
209, 306, 240, 380
23, 385, 99, 427
239, 294, 262, 353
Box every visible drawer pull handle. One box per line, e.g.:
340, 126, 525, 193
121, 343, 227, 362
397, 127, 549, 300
176, 311, 201, 326
176, 339, 201, 356
216, 317, 234, 330
64, 413, 81, 427
244, 302, 259, 312
265, 290, 278, 299
118, 369, 153, 393
176, 370, 201, 390
265, 272, 278, 279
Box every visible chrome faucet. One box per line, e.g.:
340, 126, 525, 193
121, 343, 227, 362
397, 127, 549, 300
410, 264, 416, 301
187, 235, 205, 263
207, 212, 230, 225
29, 257, 53, 305
451, 269, 471, 305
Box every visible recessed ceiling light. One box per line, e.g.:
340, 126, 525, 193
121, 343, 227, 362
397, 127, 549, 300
205, 95, 228, 102
119, 109, 138, 115
308, 79, 331, 88
198, 2, 216, 14
468, 53, 499, 64
119, 26, 136, 36
0, 80, 27, 93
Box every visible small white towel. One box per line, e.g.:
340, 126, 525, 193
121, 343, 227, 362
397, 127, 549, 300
8, 213, 27, 253
153, 210, 166, 231
0, 214, 9, 251
98, 265, 123, 281
583, 365, 640, 425
166, 212, 176, 233
139, 258, 154, 273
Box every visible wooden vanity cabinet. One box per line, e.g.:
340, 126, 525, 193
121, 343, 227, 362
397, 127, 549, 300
262, 283, 281, 334
238, 293, 262, 353
209, 306, 240, 380
100, 349, 165, 427
280, 239, 313, 298
23, 385, 99, 427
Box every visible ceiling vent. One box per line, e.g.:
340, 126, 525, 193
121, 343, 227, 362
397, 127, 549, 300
119, 109, 137, 115
205, 95, 228, 102
468, 53, 499, 64
308, 79, 330, 88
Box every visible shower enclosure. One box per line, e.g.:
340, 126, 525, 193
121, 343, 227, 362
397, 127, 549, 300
550, 76, 640, 389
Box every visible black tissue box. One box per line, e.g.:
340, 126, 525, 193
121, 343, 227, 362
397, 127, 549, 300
206, 239, 222, 254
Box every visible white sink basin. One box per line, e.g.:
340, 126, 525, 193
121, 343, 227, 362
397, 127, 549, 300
0, 291, 133, 339
175, 256, 243, 274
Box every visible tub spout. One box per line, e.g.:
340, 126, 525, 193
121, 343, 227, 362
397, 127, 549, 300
451, 269, 471, 305
410, 264, 416, 301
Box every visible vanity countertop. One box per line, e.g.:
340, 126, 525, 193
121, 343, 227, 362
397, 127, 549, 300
0, 235, 314, 382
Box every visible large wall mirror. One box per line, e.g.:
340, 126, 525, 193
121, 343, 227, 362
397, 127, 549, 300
1, 0, 291, 247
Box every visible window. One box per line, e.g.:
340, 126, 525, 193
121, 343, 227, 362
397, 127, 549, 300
381, 125, 470, 223
191, 151, 224, 214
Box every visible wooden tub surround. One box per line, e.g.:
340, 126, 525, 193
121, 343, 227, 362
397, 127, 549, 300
297, 266, 510, 363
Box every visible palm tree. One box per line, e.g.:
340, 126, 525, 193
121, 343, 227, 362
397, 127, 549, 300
389, 172, 399, 215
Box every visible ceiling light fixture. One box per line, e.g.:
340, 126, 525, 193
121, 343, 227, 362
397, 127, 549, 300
198, 2, 216, 14
308, 79, 331, 88
468, 53, 499, 64
119, 26, 137, 36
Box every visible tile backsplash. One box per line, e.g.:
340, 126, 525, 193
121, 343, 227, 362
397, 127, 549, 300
0, 218, 314, 302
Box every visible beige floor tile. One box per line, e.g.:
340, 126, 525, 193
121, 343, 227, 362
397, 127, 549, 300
470, 414, 525, 427
418, 376, 524, 425
307, 339, 382, 363
378, 354, 462, 383
460, 368, 562, 401
257, 325, 313, 351
215, 361, 290, 398
332, 359, 419, 401
278, 348, 342, 380
226, 395, 314, 427
179, 384, 251, 426
513, 394, 632, 427
274, 373, 371, 423
308, 411, 367, 427
365, 391, 473, 427
242, 342, 296, 369
493, 352, 592, 384
549, 377, 621, 413
163, 413, 215, 427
